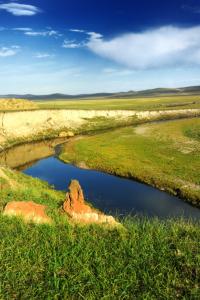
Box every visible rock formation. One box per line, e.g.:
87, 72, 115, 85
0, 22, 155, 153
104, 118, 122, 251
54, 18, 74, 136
3, 201, 52, 224
63, 180, 118, 225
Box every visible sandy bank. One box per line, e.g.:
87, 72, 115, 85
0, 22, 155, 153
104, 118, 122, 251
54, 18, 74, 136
0, 108, 199, 147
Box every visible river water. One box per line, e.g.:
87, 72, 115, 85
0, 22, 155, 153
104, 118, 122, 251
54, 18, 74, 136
0, 138, 200, 219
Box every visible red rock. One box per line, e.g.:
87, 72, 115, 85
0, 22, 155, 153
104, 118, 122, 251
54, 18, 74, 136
63, 180, 92, 215
63, 180, 118, 225
3, 201, 52, 224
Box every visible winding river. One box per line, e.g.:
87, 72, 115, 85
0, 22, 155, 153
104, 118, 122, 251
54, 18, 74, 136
0, 138, 200, 220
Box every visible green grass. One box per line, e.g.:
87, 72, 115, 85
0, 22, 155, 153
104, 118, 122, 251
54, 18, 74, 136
38, 95, 200, 111
0, 168, 199, 299
60, 118, 200, 205
184, 124, 200, 141
1, 216, 199, 300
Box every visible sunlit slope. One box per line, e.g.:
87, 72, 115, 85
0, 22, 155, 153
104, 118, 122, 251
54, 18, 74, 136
0, 99, 38, 111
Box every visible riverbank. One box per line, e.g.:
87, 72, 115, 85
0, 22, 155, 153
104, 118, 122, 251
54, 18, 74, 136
60, 118, 200, 206
0, 167, 199, 299
0, 107, 200, 151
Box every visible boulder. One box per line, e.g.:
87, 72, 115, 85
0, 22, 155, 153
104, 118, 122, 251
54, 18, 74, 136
63, 180, 118, 225
63, 180, 92, 214
3, 201, 52, 224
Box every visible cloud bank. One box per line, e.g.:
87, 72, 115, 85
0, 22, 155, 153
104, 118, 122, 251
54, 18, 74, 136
87, 26, 200, 69
0, 3, 40, 16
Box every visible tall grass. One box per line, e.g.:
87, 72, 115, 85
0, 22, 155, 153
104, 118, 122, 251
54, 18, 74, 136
0, 216, 199, 299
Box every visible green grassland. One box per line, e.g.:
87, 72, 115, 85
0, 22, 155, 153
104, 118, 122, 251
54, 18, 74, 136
0, 168, 199, 299
0, 96, 200, 299
38, 95, 200, 110
60, 118, 200, 205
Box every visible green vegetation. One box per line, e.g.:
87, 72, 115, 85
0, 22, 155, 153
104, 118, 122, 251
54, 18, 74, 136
60, 118, 200, 205
184, 124, 200, 141
0, 168, 199, 299
38, 95, 200, 110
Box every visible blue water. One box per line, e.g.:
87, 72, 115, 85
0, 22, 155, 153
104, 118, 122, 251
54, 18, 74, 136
24, 156, 200, 219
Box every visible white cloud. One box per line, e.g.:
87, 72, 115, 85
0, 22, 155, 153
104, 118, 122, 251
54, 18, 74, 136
62, 39, 84, 49
87, 26, 200, 69
0, 3, 41, 16
35, 53, 54, 59
70, 29, 85, 33
14, 27, 32, 31
86, 31, 103, 39
0, 46, 20, 57
25, 30, 61, 37
70, 29, 103, 40
63, 30, 103, 50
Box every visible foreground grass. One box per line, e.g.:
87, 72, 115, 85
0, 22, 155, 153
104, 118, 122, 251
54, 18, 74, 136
0, 168, 199, 299
60, 118, 200, 205
38, 95, 200, 111
0, 216, 199, 299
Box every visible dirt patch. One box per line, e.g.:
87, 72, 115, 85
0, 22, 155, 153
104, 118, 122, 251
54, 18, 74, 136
135, 125, 149, 135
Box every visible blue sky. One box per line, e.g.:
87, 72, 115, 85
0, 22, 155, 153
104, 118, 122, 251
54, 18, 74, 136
0, 0, 200, 94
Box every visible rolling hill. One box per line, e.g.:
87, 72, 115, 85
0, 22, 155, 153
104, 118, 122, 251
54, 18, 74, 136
1, 85, 200, 101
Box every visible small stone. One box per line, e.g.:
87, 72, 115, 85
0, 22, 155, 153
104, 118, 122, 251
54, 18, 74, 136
3, 201, 52, 224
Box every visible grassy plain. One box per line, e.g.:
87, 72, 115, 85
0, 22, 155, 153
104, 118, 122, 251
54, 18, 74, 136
60, 118, 200, 205
0, 168, 199, 299
0, 96, 200, 298
38, 95, 200, 110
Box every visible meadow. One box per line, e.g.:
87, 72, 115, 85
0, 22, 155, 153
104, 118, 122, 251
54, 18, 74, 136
0, 168, 199, 299
60, 118, 200, 205
37, 95, 200, 111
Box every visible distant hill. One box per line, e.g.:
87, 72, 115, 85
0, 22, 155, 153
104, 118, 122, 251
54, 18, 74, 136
0, 93, 115, 101
1, 85, 200, 101
110, 86, 200, 98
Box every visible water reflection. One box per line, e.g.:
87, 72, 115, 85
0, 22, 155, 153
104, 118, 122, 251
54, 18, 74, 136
0, 138, 68, 170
